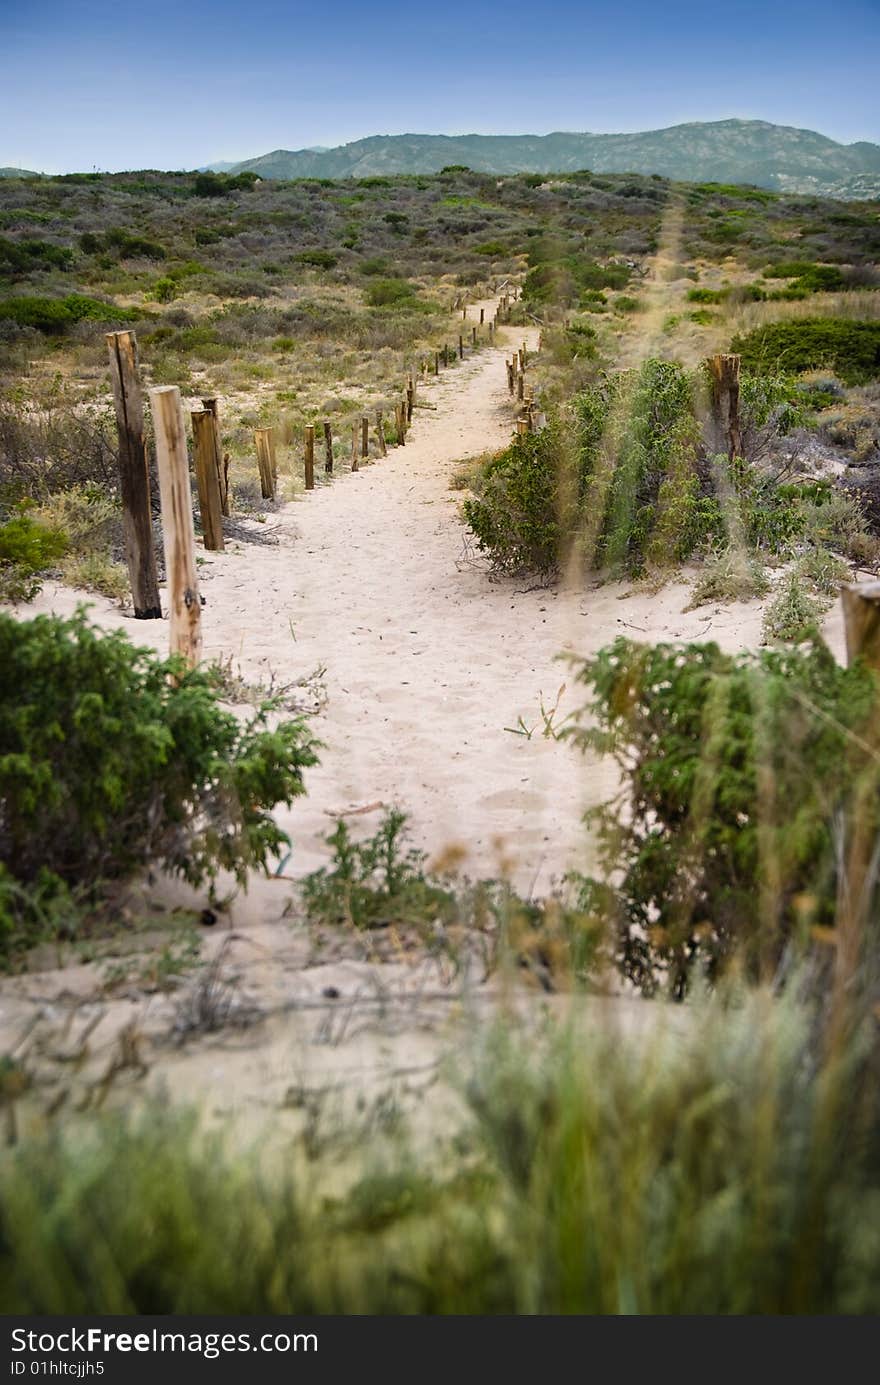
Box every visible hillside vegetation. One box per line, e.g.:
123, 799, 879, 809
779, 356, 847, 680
222, 120, 880, 199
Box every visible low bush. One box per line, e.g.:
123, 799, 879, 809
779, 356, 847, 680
302, 809, 456, 931
0, 506, 67, 602
0, 293, 131, 333
731, 319, 880, 386
687, 544, 770, 607
761, 573, 826, 643
0, 611, 319, 958
364, 277, 416, 308
564, 635, 877, 996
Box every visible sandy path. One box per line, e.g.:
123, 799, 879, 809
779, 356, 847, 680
23, 295, 847, 902
4, 294, 851, 1137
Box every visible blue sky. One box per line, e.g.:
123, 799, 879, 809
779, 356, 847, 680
2, 0, 879, 172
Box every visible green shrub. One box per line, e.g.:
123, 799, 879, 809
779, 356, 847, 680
0, 611, 319, 957
0, 293, 129, 333
731, 319, 880, 386
364, 277, 416, 307
0, 507, 67, 601
687, 287, 726, 304
474, 241, 507, 256
302, 809, 456, 930
463, 361, 718, 577
295, 249, 338, 270
687, 544, 770, 607
761, 573, 825, 643
795, 545, 850, 594
0, 236, 73, 276
564, 635, 876, 996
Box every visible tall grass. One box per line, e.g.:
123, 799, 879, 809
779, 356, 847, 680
2, 983, 878, 1314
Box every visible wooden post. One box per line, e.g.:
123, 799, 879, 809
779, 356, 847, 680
105, 331, 161, 618
323, 419, 333, 474
462, 306, 467, 320
515, 418, 529, 437
471, 325, 477, 347
517, 372, 524, 402
406, 381, 414, 423
304, 425, 315, 490
707, 353, 743, 461
201, 396, 228, 517
191, 411, 225, 551
444, 343, 450, 366
842, 583, 880, 670
351, 422, 359, 471
361, 415, 369, 460
376, 410, 387, 457
396, 402, 406, 446
507, 360, 515, 395
489, 321, 494, 341
434, 351, 440, 375
149, 386, 202, 667
480, 307, 485, 324
254, 428, 275, 500
458, 334, 464, 360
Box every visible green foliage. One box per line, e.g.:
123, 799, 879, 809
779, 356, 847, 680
731, 319, 880, 386
2, 988, 878, 1312
687, 287, 726, 303
688, 544, 770, 607
0, 611, 319, 958
0, 293, 130, 333
564, 635, 877, 996
462, 427, 566, 575
0, 506, 67, 601
295, 248, 338, 269
474, 241, 507, 256
794, 545, 850, 595
302, 809, 456, 930
192, 171, 258, 197
463, 361, 718, 577
761, 573, 825, 643
364, 277, 416, 308
0, 236, 73, 276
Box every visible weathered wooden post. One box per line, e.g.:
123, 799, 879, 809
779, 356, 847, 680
472, 325, 477, 347
323, 419, 333, 474
191, 410, 225, 551
458, 334, 464, 360
304, 425, 315, 490
361, 415, 369, 460
515, 418, 529, 437
507, 360, 515, 395
149, 386, 202, 666
200, 396, 229, 517
349, 422, 358, 472
517, 372, 525, 402
105, 330, 161, 618
480, 307, 485, 324
707, 353, 743, 461
434, 351, 440, 375
376, 410, 387, 457
462, 306, 467, 320
253, 428, 275, 499
406, 380, 414, 423
489, 321, 494, 341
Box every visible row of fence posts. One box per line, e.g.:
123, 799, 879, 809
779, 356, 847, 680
102, 292, 515, 664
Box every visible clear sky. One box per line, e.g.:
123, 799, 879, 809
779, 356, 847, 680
2, 0, 879, 173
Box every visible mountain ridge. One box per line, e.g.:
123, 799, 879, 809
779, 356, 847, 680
218, 119, 880, 198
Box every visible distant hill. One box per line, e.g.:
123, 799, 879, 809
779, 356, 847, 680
0, 168, 39, 179
225, 120, 880, 198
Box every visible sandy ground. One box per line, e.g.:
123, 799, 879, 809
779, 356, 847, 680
2, 293, 849, 1138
